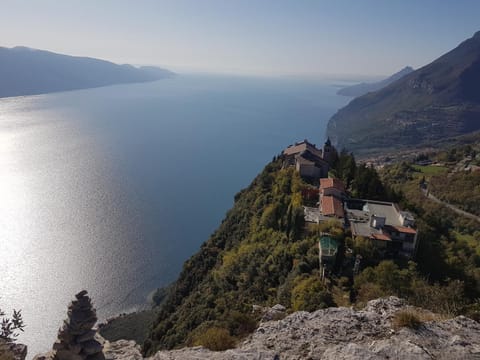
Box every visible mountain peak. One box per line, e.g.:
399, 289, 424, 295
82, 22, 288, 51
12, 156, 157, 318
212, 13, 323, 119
327, 31, 480, 154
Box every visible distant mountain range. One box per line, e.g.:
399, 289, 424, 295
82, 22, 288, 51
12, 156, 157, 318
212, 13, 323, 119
327, 31, 480, 155
0, 46, 174, 98
337, 66, 414, 97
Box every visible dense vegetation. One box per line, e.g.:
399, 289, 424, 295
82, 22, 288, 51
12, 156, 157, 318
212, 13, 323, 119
144, 144, 480, 355
429, 171, 480, 216
424, 144, 480, 217
377, 149, 480, 316
143, 160, 345, 354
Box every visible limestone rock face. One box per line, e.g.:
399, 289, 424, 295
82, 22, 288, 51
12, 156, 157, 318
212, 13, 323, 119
51, 290, 104, 360
35, 296, 480, 360
253, 303, 287, 322
102, 340, 143, 360
145, 297, 480, 360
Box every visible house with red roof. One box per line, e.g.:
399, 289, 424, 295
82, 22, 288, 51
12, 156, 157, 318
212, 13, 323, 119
345, 199, 418, 258
319, 177, 346, 219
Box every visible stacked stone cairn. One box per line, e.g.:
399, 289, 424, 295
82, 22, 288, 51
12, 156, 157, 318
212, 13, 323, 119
52, 290, 105, 360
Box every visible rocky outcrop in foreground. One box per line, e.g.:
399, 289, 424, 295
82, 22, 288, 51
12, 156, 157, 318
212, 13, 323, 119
37, 296, 480, 360
0, 341, 27, 360
144, 297, 480, 359
34, 290, 104, 360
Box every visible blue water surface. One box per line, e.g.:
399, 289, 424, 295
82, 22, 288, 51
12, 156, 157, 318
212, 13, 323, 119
0, 74, 349, 356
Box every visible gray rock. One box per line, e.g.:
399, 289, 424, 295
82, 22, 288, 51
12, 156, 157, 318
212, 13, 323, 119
85, 352, 106, 360
3, 343, 28, 360
51, 291, 103, 360
143, 297, 480, 360
322, 343, 384, 360
32, 351, 55, 360
258, 304, 287, 322
76, 330, 97, 343
272, 304, 286, 312
35, 296, 480, 360
52, 341, 66, 351
76, 290, 88, 299
81, 340, 103, 356
54, 349, 83, 360
103, 340, 143, 360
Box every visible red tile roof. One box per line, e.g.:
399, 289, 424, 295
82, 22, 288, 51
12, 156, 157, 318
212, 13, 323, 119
371, 233, 392, 241
283, 141, 323, 158
389, 225, 417, 234
320, 178, 345, 192
322, 195, 344, 218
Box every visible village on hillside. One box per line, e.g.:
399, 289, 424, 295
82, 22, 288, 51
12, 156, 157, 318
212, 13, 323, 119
282, 139, 419, 277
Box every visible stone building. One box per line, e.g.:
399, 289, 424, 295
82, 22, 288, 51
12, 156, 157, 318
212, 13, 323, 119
283, 139, 336, 180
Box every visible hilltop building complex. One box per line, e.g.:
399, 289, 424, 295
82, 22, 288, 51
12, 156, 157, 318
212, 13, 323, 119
283, 139, 335, 179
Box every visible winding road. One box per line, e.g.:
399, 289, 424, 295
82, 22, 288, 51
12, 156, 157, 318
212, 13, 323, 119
422, 188, 480, 223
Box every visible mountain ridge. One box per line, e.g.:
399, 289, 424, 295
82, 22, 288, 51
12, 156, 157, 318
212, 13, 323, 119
337, 66, 414, 97
0, 46, 174, 98
327, 31, 480, 155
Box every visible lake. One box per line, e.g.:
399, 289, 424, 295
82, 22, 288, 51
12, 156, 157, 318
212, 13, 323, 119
0, 74, 349, 357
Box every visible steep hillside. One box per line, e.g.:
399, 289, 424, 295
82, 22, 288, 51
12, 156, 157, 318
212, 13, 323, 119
142, 152, 480, 355
327, 31, 480, 155
0, 47, 173, 98
143, 160, 344, 354
337, 66, 414, 97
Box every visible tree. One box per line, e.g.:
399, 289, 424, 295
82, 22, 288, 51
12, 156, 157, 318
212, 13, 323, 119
291, 275, 334, 311
193, 326, 235, 351
0, 306, 24, 343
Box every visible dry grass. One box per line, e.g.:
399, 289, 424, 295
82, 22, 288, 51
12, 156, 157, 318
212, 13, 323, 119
331, 286, 351, 307
193, 327, 236, 351
393, 310, 423, 329
392, 308, 450, 330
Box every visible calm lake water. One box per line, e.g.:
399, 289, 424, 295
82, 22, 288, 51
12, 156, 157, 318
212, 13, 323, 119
0, 74, 349, 356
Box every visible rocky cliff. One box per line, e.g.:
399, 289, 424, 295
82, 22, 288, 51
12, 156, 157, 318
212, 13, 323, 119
35, 296, 480, 360
146, 297, 480, 359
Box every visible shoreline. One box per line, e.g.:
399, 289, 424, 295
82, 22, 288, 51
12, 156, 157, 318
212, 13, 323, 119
97, 286, 168, 344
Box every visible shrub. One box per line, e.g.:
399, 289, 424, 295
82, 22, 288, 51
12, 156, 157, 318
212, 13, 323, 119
291, 276, 334, 311
227, 311, 257, 337
0, 307, 25, 342
193, 327, 236, 351
393, 310, 422, 329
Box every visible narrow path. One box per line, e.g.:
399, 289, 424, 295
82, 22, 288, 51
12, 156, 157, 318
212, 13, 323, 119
422, 188, 480, 223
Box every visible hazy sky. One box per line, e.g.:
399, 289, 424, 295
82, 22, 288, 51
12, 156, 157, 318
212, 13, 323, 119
1, 0, 479, 77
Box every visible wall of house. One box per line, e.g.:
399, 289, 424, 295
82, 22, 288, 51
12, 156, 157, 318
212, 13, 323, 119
299, 164, 321, 178
322, 187, 343, 198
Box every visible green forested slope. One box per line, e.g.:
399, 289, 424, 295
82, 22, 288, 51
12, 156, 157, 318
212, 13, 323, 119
144, 151, 480, 355
143, 161, 342, 354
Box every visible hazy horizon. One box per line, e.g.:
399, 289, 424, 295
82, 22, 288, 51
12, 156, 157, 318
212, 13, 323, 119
1, 0, 479, 77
